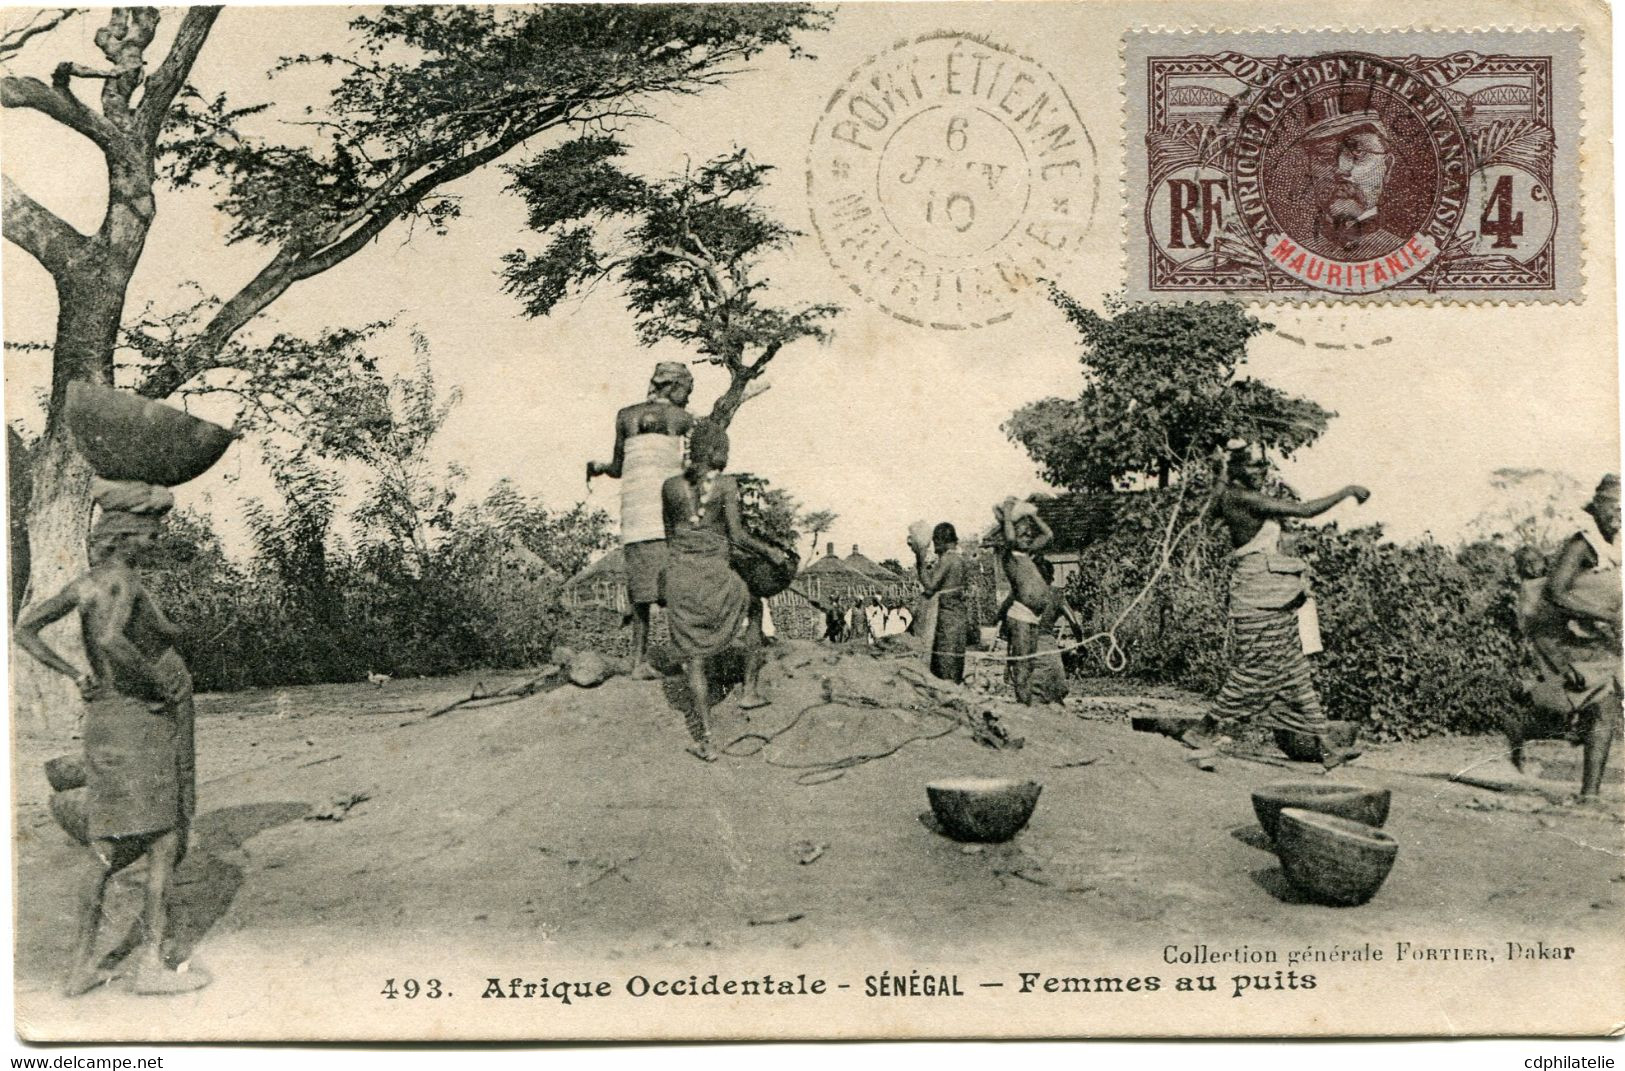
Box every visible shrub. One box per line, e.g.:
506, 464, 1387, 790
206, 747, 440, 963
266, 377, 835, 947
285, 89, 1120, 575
1065, 494, 1524, 741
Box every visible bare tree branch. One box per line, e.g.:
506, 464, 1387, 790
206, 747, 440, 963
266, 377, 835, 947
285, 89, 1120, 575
137, 6, 218, 143
1, 173, 90, 273
1, 72, 119, 149
0, 8, 80, 60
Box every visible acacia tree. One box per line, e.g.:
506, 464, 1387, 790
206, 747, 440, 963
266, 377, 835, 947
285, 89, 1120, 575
1, 3, 826, 716
1004, 289, 1333, 491
501, 138, 839, 427
799, 508, 838, 555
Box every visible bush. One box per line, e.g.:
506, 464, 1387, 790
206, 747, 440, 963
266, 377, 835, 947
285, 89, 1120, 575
1065, 494, 1524, 741
141, 497, 598, 693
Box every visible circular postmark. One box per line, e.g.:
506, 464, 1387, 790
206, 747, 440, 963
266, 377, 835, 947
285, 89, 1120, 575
807, 32, 1096, 329
1230, 52, 1471, 294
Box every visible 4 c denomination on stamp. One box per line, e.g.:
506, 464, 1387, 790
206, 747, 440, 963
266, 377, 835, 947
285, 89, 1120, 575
1125, 30, 1582, 302
808, 32, 1096, 329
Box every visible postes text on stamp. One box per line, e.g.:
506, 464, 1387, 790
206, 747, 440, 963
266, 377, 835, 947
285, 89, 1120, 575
808, 32, 1096, 329
1125, 31, 1581, 303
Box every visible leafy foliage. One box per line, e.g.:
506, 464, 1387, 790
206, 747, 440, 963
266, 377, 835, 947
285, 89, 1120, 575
1006, 291, 1332, 490
798, 508, 839, 555
734, 471, 801, 547
149, 479, 612, 691
346, 337, 466, 570
502, 140, 839, 425
158, 5, 830, 255
1062, 492, 1524, 741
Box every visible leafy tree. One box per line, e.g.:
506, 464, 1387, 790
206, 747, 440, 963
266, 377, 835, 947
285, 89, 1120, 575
733, 472, 800, 548
798, 507, 838, 556
2, 3, 827, 716
501, 141, 840, 426
1005, 290, 1333, 490
454, 479, 614, 581
346, 336, 466, 572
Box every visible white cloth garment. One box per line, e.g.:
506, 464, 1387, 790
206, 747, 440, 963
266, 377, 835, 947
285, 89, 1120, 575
620, 433, 684, 545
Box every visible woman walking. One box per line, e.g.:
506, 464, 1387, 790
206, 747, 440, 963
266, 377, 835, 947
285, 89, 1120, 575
661, 421, 787, 760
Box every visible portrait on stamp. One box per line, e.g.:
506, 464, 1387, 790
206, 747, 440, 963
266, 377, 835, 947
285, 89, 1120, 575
1126, 34, 1579, 301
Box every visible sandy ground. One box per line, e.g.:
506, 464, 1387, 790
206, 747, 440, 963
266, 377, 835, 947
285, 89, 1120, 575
12, 639, 1625, 1041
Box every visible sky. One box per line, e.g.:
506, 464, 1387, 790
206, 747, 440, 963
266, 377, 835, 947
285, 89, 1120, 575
2, 2, 1619, 570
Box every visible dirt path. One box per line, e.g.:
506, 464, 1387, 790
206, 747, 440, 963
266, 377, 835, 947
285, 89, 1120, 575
14, 643, 1623, 1040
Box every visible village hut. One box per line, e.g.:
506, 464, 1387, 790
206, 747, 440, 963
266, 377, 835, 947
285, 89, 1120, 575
768, 543, 918, 640
561, 546, 631, 614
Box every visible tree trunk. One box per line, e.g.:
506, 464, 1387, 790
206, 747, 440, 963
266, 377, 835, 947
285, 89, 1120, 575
707, 372, 749, 429
12, 271, 126, 732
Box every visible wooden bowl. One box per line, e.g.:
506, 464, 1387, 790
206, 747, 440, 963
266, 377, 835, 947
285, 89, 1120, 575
49, 788, 91, 846
1274, 720, 1359, 762
44, 754, 86, 793
1276, 808, 1399, 906
927, 777, 1042, 843
66, 382, 235, 487
1252, 782, 1391, 842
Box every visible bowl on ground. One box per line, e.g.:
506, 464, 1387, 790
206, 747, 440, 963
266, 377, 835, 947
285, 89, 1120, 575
1251, 782, 1391, 841
1275, 807, 1399, 906
49, 788, 91, 847
1274, 720, 1359, 762
926, 777, 1042, 843
44, 754, 86, 793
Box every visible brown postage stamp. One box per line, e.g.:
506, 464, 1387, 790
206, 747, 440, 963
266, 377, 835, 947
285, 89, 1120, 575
1124, 31, 1583, 302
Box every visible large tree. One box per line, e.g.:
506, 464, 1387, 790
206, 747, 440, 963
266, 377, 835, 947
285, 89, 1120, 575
1004, 289, 1333, 491
1, 3, 826, 717
501, 139, 839, 427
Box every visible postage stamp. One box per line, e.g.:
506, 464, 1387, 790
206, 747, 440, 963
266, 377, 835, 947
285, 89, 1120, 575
1124, 31, 1583, 302
807, 31, 1098, 330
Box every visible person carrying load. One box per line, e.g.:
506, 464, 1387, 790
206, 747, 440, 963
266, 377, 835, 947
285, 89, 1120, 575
1515, 474, 1621, 802
992, 497, 1059, 704
588, 362, 695, 678
16, 480, 207, 997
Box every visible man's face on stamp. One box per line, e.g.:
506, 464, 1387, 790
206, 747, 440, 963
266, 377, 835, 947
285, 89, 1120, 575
1306, 129, 1393, 226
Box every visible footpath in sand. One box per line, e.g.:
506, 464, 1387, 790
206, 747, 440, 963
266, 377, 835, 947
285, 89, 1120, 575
13, 638, 1625, 1040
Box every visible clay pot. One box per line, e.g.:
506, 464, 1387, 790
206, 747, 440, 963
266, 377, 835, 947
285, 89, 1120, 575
44, 754, 86, 793
927, 777, 1042, 843
1274, 720, 1359, 762
1275, 807, 1399, 906
49, 788, 91, 847
1251, 782, 1391, 842
66, 382, 235, 487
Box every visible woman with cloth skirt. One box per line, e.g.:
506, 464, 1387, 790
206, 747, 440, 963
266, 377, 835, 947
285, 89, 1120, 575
660, 421, 788, 761
912, 522, 969, 683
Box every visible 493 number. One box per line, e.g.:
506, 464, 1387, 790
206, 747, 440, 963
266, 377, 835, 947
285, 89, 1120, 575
381, 978, 447, 999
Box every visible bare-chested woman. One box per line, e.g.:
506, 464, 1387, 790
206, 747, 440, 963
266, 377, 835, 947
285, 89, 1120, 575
15, 510, 207, 997
588, 362, 695, 677
660, 421, 786, 760
1200, 449, 1369, 768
